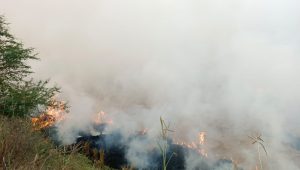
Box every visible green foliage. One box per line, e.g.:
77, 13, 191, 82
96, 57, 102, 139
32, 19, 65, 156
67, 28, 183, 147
0, 16, 60, 117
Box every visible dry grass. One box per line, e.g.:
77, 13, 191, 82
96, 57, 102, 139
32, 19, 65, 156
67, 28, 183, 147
0, 115, 112, 170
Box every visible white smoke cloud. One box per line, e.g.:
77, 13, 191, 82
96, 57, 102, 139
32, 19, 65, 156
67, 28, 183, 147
1, 0, 300, 169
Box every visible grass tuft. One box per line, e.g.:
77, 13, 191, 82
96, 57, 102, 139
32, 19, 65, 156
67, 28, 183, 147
0, 115, 112, 170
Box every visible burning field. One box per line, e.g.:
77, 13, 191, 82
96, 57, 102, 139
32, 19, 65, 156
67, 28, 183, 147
30, 102, 300, 170
2, 0, 300, 169
31, 107, 235, 169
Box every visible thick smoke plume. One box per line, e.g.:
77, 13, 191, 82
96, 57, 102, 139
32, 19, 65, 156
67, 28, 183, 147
1, 0, 300, 169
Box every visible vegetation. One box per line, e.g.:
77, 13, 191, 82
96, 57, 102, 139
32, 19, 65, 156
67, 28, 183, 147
0, 115, 113, 170
0, 16, 114, 169
157, 117, 174, 170
0, 15, 251, 170
248, 134, 268, 170
0, 16, 60, 117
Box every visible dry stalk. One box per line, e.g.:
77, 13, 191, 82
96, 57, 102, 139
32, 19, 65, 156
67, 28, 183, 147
248, 134, 267, 170
158, 116, 174, 170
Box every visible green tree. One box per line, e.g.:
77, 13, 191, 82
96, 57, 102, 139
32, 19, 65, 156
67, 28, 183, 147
0, 16, 60, 117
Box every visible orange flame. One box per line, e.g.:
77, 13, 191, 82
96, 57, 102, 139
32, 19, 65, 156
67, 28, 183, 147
31, 101, 66, 130
199, 131, 206, 145
174, 131, 208, 157
94, 111, 113, 125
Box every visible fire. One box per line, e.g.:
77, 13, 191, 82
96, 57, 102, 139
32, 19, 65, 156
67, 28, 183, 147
174, 131, 208, 157
198, 131, 207, 156
32, 104, 114, 132
199, 131, 206, 145
94, 111, 113, 125
31, 100, 66, 130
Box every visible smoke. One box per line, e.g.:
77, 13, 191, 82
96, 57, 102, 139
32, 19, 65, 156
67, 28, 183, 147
1, 0, 300, 168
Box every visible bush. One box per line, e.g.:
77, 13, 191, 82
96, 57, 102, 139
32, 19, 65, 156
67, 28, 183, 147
0, 16, 59, 117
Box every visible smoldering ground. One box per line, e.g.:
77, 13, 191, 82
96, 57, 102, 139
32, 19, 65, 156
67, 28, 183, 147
1, 0, 300, 169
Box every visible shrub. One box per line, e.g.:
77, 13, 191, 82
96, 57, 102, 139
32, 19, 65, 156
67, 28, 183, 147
0, 16, 59, 117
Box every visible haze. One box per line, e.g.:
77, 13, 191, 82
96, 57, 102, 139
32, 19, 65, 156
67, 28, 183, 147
1, 0, 300, 169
